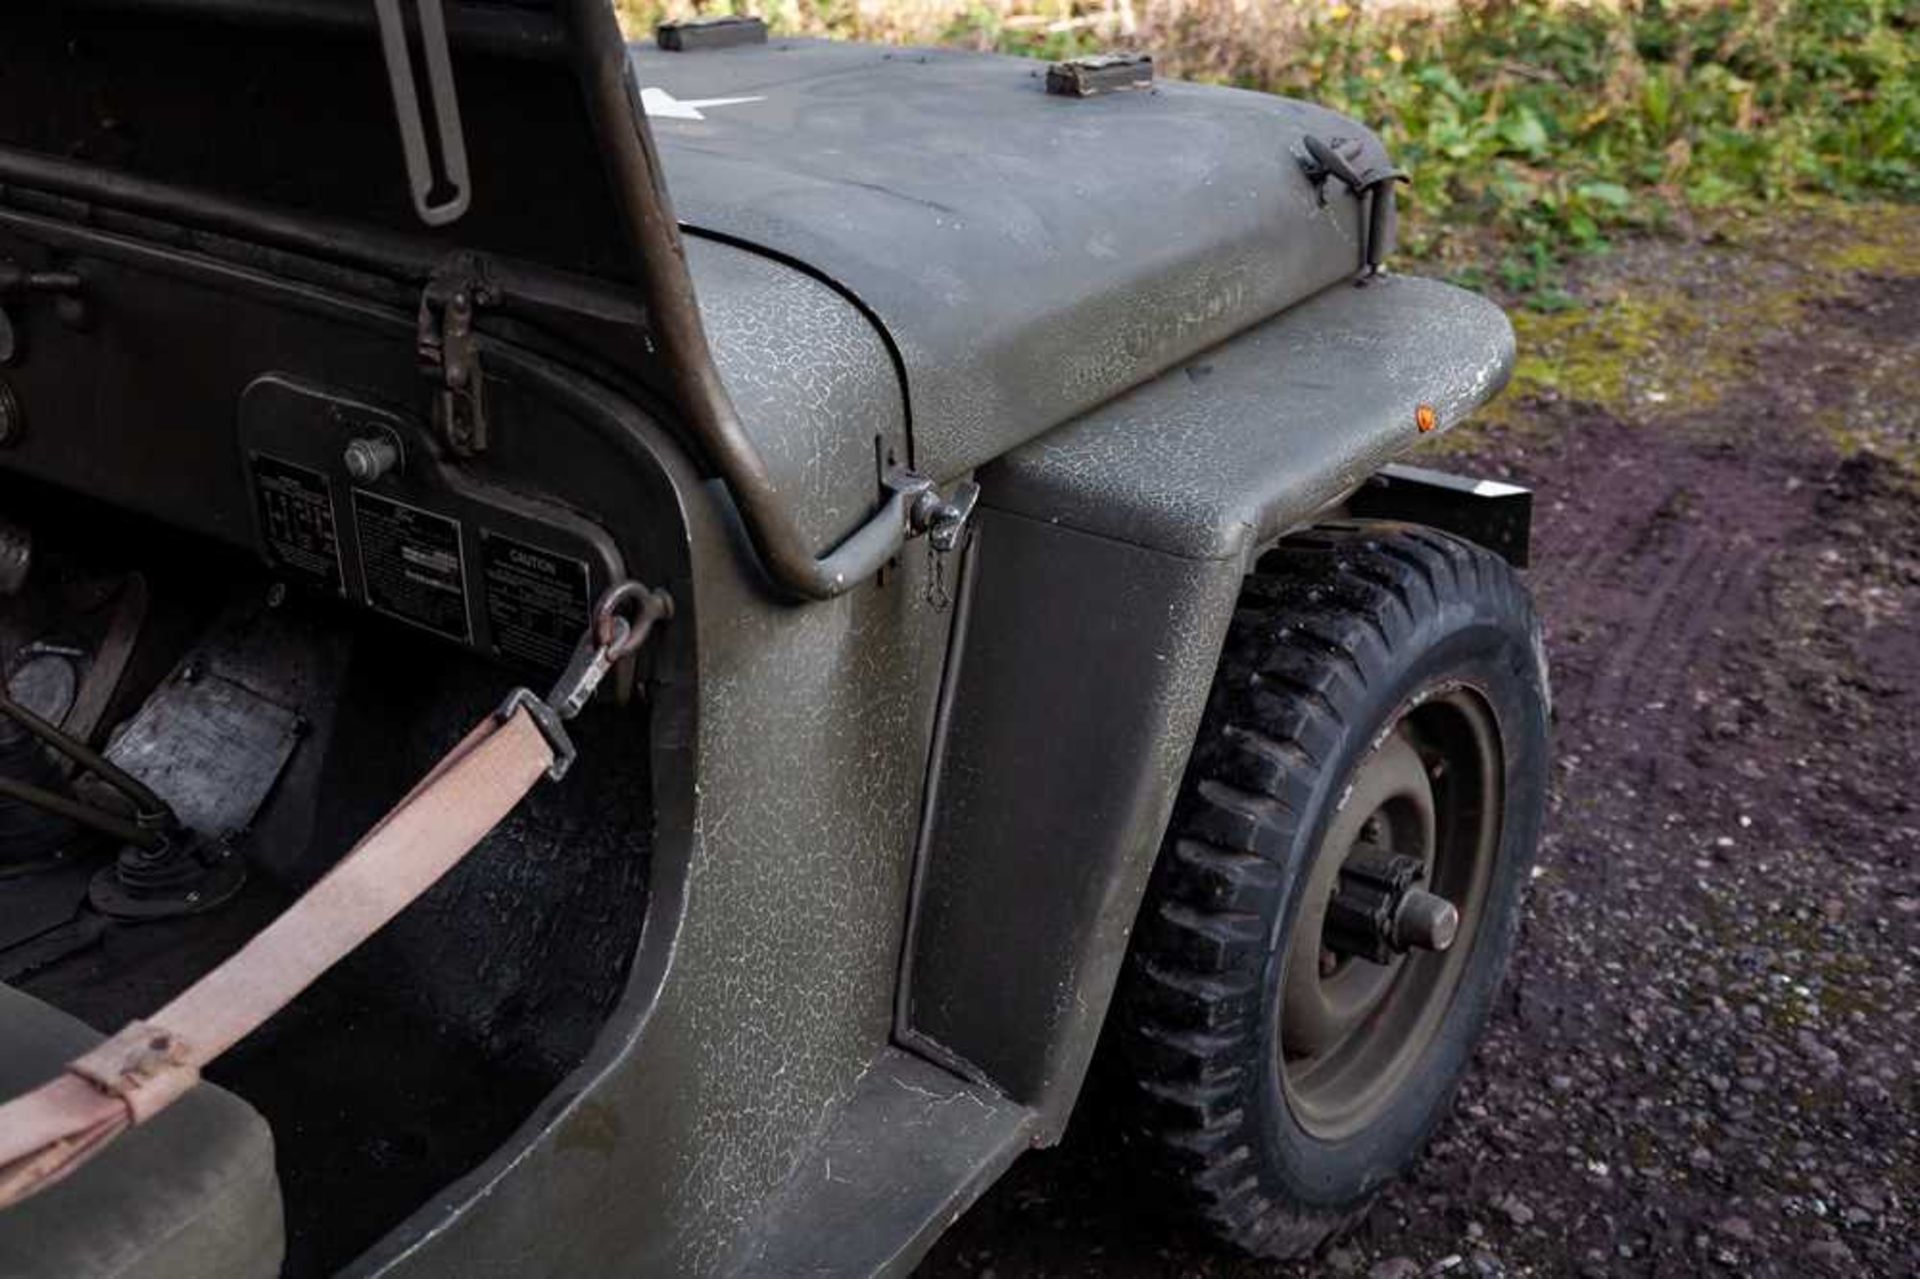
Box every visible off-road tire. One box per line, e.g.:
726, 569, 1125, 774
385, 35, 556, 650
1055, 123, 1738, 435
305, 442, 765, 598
1113, 521, 1549, 1259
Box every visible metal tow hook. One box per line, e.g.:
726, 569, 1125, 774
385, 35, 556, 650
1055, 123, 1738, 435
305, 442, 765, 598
498, 580, 673, 781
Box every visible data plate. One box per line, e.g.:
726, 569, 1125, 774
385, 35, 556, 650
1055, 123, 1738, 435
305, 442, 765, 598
481, 530, 591, 674
251, 454, 343, 593
351, 489, 471, 642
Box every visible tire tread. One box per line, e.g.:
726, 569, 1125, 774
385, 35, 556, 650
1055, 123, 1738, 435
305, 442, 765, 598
1112, 521, 1535, 1259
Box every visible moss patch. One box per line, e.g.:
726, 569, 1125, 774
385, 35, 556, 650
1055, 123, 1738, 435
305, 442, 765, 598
1468, 201, 1920, 471
1778, 200, 1920, 278
1499, 288, 1749, 421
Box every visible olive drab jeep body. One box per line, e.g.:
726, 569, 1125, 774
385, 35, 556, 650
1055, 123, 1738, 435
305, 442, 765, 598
0, 2, 1546, 1275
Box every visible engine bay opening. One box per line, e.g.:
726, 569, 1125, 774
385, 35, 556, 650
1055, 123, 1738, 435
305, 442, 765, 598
0, 472, 653, 1276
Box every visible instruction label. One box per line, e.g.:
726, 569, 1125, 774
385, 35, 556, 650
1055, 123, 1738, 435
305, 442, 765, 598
251, 454, 343, 594
351, 490, 470, 642
481, 531, 591, 673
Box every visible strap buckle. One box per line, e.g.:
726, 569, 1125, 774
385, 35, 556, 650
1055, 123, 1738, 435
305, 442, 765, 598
496, 580, 673, 781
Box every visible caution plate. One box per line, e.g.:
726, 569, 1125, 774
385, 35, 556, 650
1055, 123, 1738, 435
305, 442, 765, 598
480, 530, 592, 673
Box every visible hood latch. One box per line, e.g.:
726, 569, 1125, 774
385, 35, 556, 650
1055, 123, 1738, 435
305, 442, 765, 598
1299, 134, 1409, 281
417, 255, 498, 457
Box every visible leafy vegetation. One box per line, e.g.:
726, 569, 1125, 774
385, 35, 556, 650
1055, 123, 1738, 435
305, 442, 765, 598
622, 0, 1918, 301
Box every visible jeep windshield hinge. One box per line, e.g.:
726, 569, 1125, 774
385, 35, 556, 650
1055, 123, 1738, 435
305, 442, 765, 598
417, 255, 498, 456
905, 473, 981, 554
1299, 134, 1409, 281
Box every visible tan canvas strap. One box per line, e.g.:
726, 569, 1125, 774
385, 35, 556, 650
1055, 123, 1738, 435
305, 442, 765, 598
0, 580, 671, 1210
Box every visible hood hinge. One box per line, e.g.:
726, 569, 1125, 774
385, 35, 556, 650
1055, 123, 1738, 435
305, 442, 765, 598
417, 255, 498, 457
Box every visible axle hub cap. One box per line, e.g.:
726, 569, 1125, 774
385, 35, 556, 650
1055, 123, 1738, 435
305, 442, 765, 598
1324, 847, 1460, 964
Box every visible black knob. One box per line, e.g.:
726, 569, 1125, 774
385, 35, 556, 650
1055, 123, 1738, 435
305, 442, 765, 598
344, 436, 400, 482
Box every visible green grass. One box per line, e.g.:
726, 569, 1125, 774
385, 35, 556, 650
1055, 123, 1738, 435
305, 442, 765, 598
624, 0, 1918, 301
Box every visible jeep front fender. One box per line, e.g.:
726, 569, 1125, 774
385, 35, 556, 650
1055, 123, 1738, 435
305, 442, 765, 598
902, 277, 1515, 1130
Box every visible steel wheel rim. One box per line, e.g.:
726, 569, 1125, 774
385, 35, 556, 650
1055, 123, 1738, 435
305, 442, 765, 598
1278, 685, 1504, 1142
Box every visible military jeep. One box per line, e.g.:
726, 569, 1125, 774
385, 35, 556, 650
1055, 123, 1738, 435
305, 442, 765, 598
0, 2, 1547, 1275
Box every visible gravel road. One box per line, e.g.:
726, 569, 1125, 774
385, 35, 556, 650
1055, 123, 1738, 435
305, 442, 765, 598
919, 211, 1920, 1278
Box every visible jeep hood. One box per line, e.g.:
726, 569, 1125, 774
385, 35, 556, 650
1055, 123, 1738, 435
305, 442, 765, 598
0, 3, 1392, 491
642, 39, 1386, 478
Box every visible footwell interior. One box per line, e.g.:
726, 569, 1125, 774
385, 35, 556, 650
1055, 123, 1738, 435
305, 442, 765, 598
0, 477, 653, 1275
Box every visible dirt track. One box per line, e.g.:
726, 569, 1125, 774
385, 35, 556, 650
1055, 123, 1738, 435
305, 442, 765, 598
919, 209, 1920, 1278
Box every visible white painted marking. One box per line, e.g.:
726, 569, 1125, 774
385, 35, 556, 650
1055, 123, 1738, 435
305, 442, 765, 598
640, 86, 766, 121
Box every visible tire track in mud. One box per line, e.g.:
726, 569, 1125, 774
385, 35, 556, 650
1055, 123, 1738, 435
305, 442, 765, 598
1523, 415, 1817, 737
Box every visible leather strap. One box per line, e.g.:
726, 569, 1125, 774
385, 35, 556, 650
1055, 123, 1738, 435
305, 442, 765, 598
0, 704, 554, 1208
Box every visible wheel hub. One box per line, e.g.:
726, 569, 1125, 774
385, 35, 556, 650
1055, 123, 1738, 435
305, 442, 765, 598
1323, 846, 1460, 964
1277, 688, 1504, 1141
